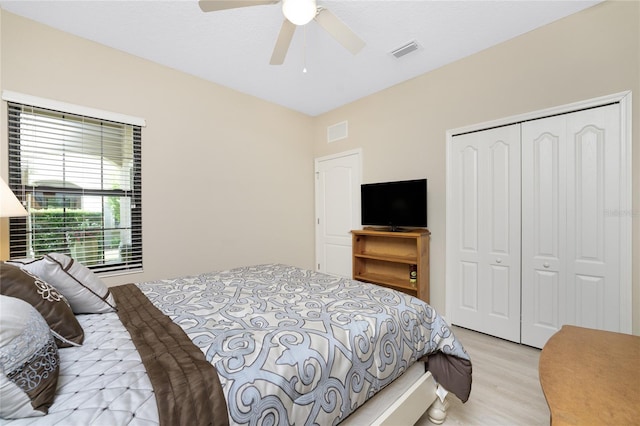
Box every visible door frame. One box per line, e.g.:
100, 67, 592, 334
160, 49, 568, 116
314, 148, 363, 274
445, 91, 632, 333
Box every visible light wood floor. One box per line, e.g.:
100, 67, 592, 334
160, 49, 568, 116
416, 326, 550, 425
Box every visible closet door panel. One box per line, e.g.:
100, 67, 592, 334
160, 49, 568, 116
460, 261, 479, 311
523, 103, 624, 347
533, 270, 559, 329
575, 275, 605, 330
461, 147, 479, 252
488, 141, 512, 254
489, 265, 511, 318
460, 144, 480, 316
574, 124, 605, 261
483, 138, 520, 337
450, 141, 482, 326
450, 125, 520, 342
521, 115, 566, 348
566, 104, 622, 332
533, 134, 560, 262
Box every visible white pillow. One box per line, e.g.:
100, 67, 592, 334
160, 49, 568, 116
10, 253, 116, 314
0, 295, 60, 419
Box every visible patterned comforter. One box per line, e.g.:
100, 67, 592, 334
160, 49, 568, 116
138, 264, 471, 425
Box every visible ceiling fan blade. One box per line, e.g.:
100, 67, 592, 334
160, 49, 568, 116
270, 19, 296, 65
314, 8, 365, 55
199, 0, 279, 13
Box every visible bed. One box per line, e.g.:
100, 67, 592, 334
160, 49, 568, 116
1, 258, 472, 425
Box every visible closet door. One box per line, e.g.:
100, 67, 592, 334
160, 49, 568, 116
521, 115, 566, 348
521, 104, 624, 348
449, 125, 521, 342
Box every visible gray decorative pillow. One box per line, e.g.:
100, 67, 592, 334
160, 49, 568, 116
0, 262, 84, 348
9, 253, 116, 314
0, 295, 60, 419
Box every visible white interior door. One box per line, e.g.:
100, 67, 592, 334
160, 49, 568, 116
448, 125, 521, 342
448, 93, 631, 349
315, 150, 362, 278
521, 104, 626, 348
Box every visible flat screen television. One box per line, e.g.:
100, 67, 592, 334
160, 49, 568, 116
361, 179, 427, 231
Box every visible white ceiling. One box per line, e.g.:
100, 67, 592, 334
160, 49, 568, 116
0, 0, 601, 116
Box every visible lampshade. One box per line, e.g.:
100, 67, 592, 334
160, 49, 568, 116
0, 177, 28, 218
282, 0, 317, 26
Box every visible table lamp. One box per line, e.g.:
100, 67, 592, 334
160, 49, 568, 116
0, 177, 27, 218
1, 177, 28, 259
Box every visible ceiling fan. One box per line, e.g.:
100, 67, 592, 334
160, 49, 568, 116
198, 0, 365, 65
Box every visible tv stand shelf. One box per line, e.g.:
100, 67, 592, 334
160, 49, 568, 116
352, 228, 430, 303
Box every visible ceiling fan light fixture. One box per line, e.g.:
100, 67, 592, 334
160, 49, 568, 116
282, 0, 317, 26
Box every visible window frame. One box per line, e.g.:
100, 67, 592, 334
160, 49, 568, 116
5, 96, 144, 274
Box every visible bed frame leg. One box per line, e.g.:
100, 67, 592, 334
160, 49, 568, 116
426, 394, 449, 424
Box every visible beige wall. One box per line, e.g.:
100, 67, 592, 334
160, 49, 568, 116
312, 1, 640, 333
1, 1, 638, 333
0, 10, 316, 284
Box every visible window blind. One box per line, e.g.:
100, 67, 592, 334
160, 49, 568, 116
7, 102, 143, 274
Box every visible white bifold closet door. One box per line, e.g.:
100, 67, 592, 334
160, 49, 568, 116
521, 104, 623, 348
448, 124, 521, 343
449, 102, 627, 349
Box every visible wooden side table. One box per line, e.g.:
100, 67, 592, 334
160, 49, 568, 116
539, 325, 640, 425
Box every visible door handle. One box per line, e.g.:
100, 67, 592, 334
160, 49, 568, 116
496, 258, 502, 264
543, 262, 550, 268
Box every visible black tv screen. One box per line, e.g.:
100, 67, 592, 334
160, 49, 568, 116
361, 179, 427, 230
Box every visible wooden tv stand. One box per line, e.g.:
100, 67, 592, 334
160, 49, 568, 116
351, 228, 430, 303
539, 325, 640, 425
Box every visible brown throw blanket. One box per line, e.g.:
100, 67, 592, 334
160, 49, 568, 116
425, 352, 473, 403
112, 284, 229, 426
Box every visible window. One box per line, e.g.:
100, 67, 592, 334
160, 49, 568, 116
7, 101, 142, 273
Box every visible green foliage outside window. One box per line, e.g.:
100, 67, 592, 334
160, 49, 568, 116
31, 210, 104, 259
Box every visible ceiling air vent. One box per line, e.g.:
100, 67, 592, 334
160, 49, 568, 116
391, 41, 420, 59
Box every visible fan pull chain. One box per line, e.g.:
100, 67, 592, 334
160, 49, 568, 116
302, 25, 308, 73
